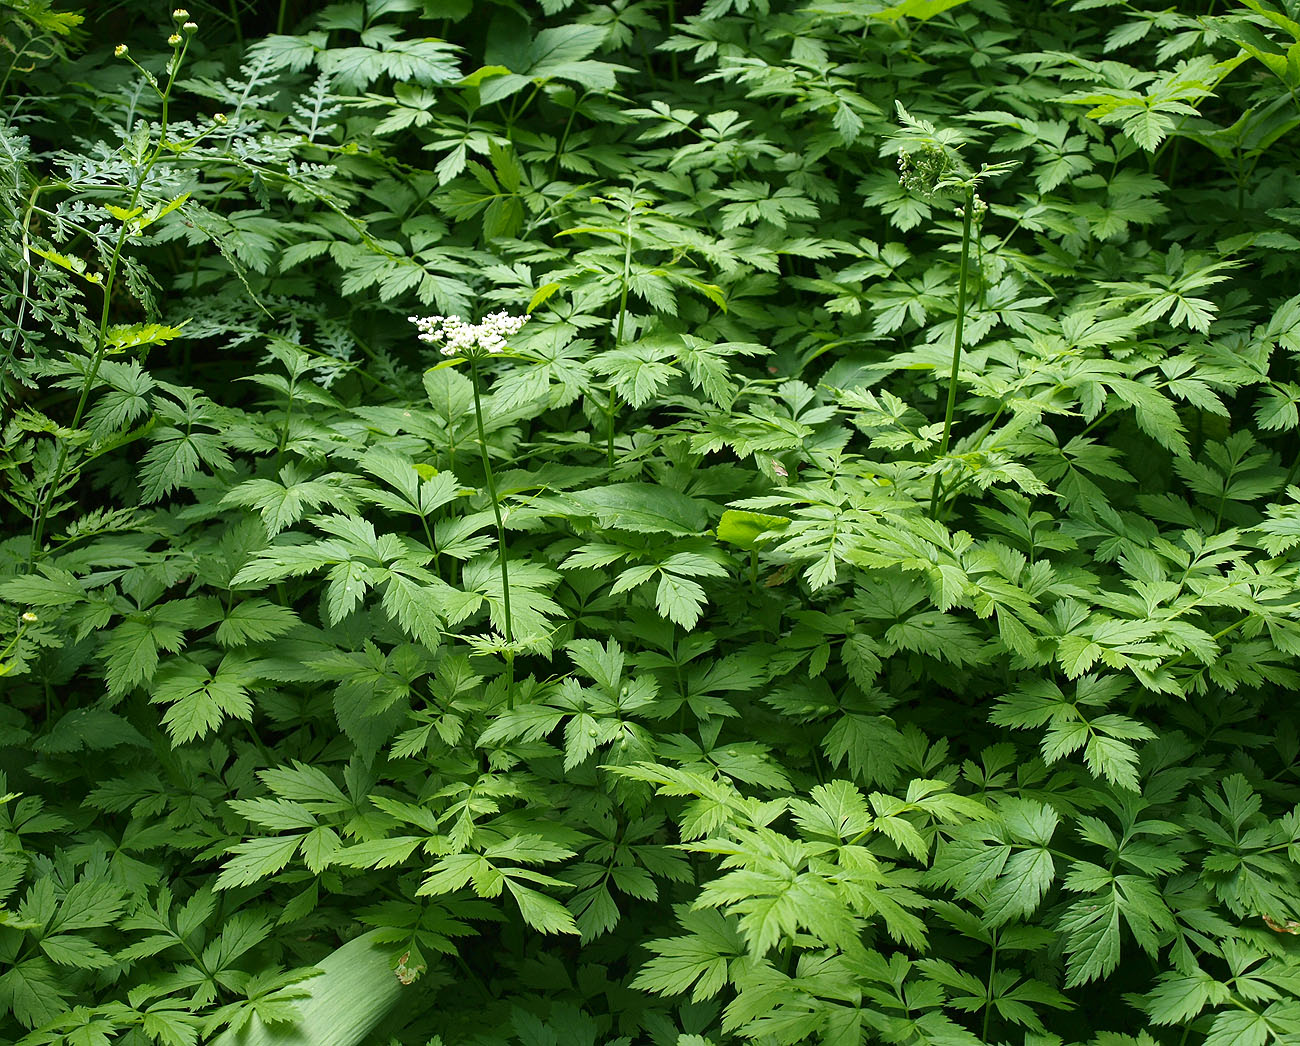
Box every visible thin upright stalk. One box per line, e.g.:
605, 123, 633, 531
276, 384, 295, 459
929, 185, 975, 520
980, 938, 998, 1042
666, 0, 679, 80
470, 356, 514, 709
551, 98, 580, 180
607, 385, 618, 469
608, 196, 635, 470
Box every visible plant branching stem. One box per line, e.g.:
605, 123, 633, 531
27, 38, 188, 569
929, 186, 975, 520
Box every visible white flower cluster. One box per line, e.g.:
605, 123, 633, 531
409, 312, 530, 357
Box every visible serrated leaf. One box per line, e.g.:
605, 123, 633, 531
506, 880, 580, 935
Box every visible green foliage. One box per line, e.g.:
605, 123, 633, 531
3, 0, 1300, 1044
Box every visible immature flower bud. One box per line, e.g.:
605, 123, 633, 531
21, 612, 38, 624
173, 8, 189, 19
183, 21, 198, 32
167, 32, 182, 45
212, 112, 228, 125
898, 144, 957, 199
114, 43, 128, 57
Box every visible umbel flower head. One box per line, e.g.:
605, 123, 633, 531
410, 311, 530, 357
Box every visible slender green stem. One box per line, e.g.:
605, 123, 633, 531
551, 96, 581, 180
470, 356, 514, 709
27, 37, 189, 568
1158, 614, 1254, 676
0, 614, 31, 670
1284, 451, 1300, 489
981, 938, 998, 1042
609, 196, 635, 469
277, 0, 290, 34
929, 186, 975, 520
276, 385, 295, 458
419, 513, 437, 559
607, 385, 617, 469
667, 0, 679, 80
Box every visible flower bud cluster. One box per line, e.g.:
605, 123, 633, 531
897, 145, 956, 199
410, 312, 530, 356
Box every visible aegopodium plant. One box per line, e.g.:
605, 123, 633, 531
412, 311, 530, 706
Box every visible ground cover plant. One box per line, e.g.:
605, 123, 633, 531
3, 0, 1300, 1043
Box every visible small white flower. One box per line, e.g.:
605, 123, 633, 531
21, 612, 38, 624
411, 311, 530, 357
167, 32, 182, 45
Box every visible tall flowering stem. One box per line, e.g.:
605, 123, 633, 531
892, 105, 1013, 521
610, 195, 635, 470
413, 311, 529, 709
28, 23, 193, 567
929, 185, 974, 520
469, 356, 512, 653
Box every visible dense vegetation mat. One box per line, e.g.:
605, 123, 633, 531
3, 0, 1300, 1044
